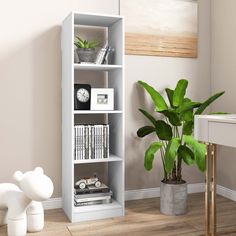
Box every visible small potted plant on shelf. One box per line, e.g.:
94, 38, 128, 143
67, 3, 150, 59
137, 79, 225, 215
74, 36, 99, 63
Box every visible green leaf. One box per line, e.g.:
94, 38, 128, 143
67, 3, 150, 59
144, 142, 162, 171
161, 110, 182, 126
88, 41, 99, 48
164, 138, 181, 173
178, 145, 195, 165
138, 109, 156, 126
137, 126, 156, 138
176, 101, 201, 113
195, 91, 225, 115
173, 79, 188, 107
183, 135, 206, 172
181, 109, 193, 122
180, 98, 193, 122
183, 121, 194, 135
76, 36, 84, 43
165, 88, 174, 107
138, 81, 168, 112
155, 120, 173, 140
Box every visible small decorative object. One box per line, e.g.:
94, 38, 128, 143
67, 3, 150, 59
91, 88, 114, 111
0, 167, 53, 236
74, 36, 99, 63
74, 84, 91, 110
137, 79, 225, 215
75, 174, 102, 190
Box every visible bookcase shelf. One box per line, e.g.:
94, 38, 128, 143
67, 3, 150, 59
74, 155, 122, 164
74, 63, 122, 71
62, 12, 124, 223
74, 110, 123, 114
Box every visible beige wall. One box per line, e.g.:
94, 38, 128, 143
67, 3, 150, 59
211, 0, 236, 190
0, 0, 211, 197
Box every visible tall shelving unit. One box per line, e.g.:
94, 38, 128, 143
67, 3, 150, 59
61, 12, 124, 222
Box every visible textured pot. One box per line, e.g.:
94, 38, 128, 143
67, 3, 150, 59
160, 181, 187, 215
76, 48, 96, 63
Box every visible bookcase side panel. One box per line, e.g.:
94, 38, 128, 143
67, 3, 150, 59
62, 13, 74, 221
108, 18, 124, 66
108, 161, 124, 213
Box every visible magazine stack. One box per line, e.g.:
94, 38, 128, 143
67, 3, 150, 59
74, 184, 112, 207
74, 124, 109, 160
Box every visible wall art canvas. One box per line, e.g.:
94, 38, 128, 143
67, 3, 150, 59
120, 0, 198, 58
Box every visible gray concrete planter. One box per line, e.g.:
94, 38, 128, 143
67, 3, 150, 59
160, 181, 187, 215
76, 48, 97, 63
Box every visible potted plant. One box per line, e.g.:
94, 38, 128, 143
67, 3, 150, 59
74, 36, 99, 63
137, 79, 224, 215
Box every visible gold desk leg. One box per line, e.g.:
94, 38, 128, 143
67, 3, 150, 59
211, 144, 217, 236
206, 144, 217, 236
206, 143, 211, 236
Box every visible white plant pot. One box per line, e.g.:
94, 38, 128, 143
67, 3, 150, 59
160, 181, 187, 215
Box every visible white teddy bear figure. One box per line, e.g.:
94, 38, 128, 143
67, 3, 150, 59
0, 167, 54, 236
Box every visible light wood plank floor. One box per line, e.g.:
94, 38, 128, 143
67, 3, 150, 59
1, 193, 236, 236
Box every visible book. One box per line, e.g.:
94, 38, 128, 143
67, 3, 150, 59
95, 43, 108, 64
74, 191, 112, 199
74, 124, 110, 160
74, 195, 111, 203
74, 198, 112, 207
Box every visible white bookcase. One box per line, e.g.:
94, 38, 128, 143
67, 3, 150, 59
61, 12, 125, 222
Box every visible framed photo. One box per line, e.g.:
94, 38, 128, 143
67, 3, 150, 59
91, 88, 114, 111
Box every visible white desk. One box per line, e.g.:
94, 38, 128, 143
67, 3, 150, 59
194, 114, 236, 236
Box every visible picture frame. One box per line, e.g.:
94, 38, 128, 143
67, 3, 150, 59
90, 88, 114, 111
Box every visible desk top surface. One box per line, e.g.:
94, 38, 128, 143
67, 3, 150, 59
194, 114, 236, 147
195, 114, 236, 124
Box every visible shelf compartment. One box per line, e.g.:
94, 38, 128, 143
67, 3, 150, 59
74, 154, 122, 164
74, 63, 122, 71
72, 200, 123, 222
74, 110, 122, 114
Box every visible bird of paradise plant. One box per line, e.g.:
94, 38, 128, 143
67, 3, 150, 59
137, 79, 224, 183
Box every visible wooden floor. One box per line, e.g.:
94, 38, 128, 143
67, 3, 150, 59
1, 193, 236, 236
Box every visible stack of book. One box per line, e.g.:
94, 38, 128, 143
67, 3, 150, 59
74, 124, 109, 161
74, 184, 112, 207
95, 44, 113, 65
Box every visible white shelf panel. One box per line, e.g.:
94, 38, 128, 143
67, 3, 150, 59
73, 12, 123, 27
74, 155, 122, 164
74, 63, 122, 71
74, 110, 122, 114
73, 200, 122, 213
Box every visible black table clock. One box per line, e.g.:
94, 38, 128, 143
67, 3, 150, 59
74, 84, 91, 110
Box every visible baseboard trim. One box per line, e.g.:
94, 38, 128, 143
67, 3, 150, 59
217, 184, 236, 202
125, 183, 205, 201
43, 183, 236, 210
42, 197, 62, 210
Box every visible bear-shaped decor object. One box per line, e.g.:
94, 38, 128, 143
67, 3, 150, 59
0, 167, 54, 236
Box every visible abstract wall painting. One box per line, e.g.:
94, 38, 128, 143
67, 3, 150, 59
120, 0, 198, 58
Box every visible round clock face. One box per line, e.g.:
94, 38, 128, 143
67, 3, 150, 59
77, 88, 90, 103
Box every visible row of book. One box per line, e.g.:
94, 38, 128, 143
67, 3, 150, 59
74, 184, 112, 207
95, 44, 114, 64
74, 124, 109, 160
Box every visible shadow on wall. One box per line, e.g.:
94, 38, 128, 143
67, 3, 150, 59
0, 26, 62, 197
125, 82, 164, 190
